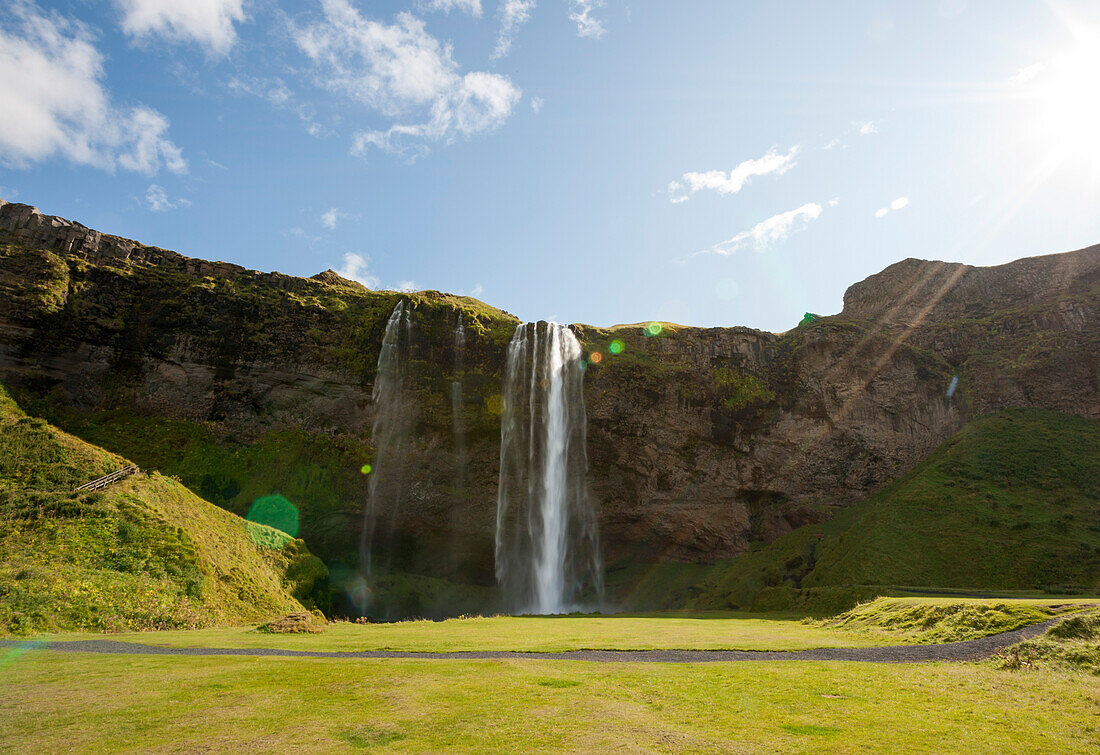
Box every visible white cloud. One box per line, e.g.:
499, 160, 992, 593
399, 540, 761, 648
530, 96, 544, 113
321, 207, 340, 229
569, 0, 606, 39
294, 1, 521, 158
0, 2, 186, 175
419, 0, 482, 16
1009, 63, 1046, 85
668, 146, 799, 203
466, 283, 484, 297
336, 252, 381, 289
857, 120, 878, 135
492, 0, 537, 60
334, 252, 416, 292
145, 183, 190, 211
828, 197, 840, 207
115, 0, 246, 55
875, 196, 909, 218
692, 203, 824, 257
823, 137, 842, 150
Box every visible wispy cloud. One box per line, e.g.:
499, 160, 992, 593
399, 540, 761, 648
227, 75, 329, 138
145, 184, 190, 212
321, 207, 340, 229
492, 0, 537, 60
419, 0, 482, 17
0, 2, 186, 175
875, 196, 909, 218
668, 146, 799, 203
1009, 62, 1046, 85
530, 96, 544, 113
690, 202, 825, 258
294, 0, 521, 158
115, 0, 246, 56
569, 0, 606, 39
856, 120, 878, 135
395, 280, 418, 292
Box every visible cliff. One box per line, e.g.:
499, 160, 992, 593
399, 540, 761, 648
1, 200, 1097, 614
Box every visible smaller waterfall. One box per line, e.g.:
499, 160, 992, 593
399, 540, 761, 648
495, 321, 602, 615
360, 300, 414, 578
451, 311, 467, 502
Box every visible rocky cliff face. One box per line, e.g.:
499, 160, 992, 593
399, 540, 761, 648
1, 201, 1097, 606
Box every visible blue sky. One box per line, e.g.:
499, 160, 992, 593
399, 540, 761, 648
2, 0, 1099, 331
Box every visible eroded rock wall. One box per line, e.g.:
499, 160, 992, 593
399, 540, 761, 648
1, 201, 1097, 580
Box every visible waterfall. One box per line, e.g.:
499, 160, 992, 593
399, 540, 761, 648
360, 300, 414, 578
495, 321, 602, 614
451, 312, 467, 504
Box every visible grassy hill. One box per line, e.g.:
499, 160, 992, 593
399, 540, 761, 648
0, 384, 326, 635
618, 409, 1100, 613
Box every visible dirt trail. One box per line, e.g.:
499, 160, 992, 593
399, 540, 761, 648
0, 619, 1058, 663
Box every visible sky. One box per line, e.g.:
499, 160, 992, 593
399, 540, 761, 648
2, 0, 1100, 332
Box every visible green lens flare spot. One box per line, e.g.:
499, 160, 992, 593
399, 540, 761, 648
644, 322, 663, 336
246, 494, 299, 538
609, 339, 625, 354
361, 464, 372, 475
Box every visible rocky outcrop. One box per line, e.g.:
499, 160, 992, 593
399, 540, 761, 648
1, 201, 1097, 594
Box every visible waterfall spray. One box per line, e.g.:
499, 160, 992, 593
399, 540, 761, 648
360, 300, 414, 578
495, 321, 602, 614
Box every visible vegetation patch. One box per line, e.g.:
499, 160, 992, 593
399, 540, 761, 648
257, 611, 328, 634
995, 608, 1100, 674
0, 383, 323, 635
818, 597, 1060, 643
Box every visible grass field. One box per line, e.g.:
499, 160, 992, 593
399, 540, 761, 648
37, 597, 1091, 654
1, 651, 1098, 752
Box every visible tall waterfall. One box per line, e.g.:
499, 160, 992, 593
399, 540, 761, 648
360, 300, 414, 577
495, 321, 602, 614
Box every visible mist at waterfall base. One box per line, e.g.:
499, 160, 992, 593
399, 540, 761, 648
350, 303, 602, 620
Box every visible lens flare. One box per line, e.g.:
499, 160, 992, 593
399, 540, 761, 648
609, 339, 625, 354
246, 494, 299, 537
644, 322, 663, 337
589, 351, 603, 364
360, 464, 372, 475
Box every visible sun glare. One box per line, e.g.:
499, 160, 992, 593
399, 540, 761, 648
1030, 36, 1100, 163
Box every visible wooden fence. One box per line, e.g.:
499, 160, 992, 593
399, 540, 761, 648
74, 465, 139, 492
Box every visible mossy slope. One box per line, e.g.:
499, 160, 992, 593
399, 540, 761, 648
0, 384, 325, 635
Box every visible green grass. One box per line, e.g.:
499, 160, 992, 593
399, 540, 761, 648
815, 597, 1085, 644
997, 608, 1100, 675
53, 613, 897, 653
1, 651, 1097, 752
46, 597, 1079, 653
0, 383, 323, 635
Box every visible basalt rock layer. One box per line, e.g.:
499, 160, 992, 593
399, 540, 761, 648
1, 199, 1097, 610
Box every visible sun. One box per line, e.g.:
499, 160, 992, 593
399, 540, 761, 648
1027, 35, 1100, 164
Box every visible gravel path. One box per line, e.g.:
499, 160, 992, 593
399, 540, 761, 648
0, 619, 1057, 664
